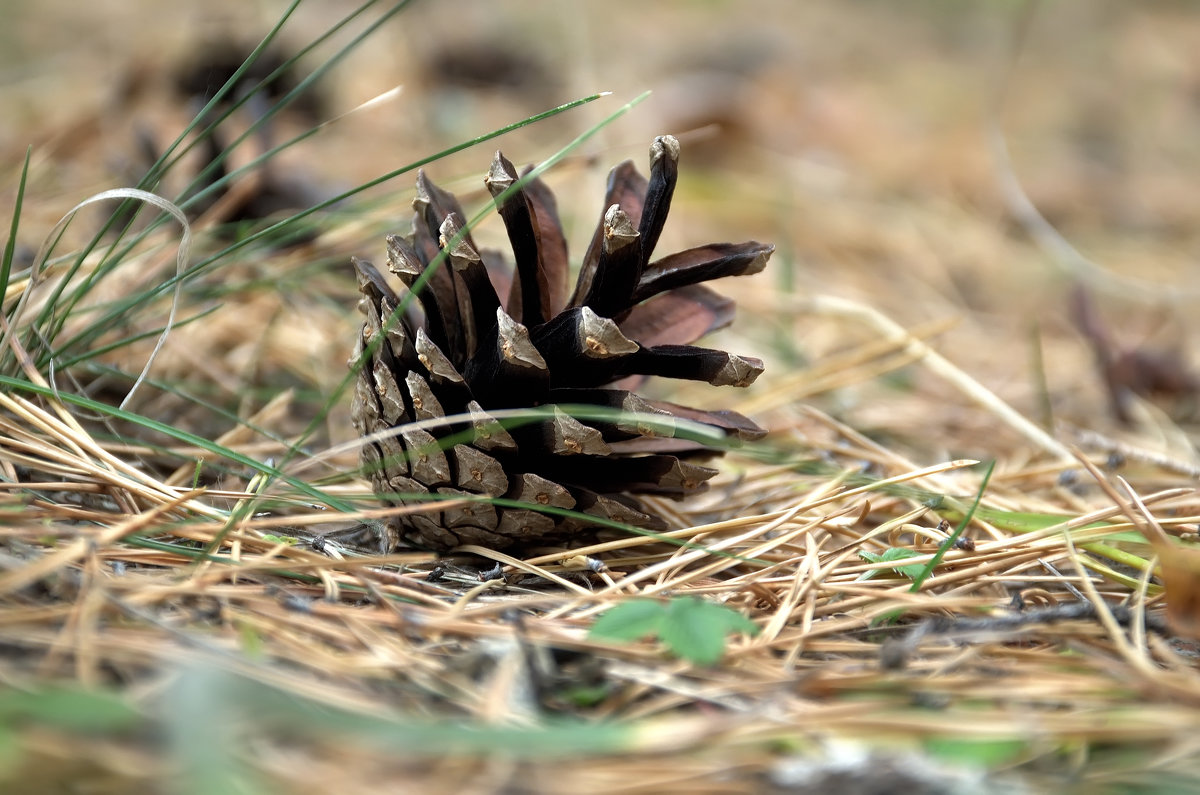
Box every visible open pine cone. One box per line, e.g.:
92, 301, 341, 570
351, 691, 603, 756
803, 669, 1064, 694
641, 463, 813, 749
350, 135, 772, 552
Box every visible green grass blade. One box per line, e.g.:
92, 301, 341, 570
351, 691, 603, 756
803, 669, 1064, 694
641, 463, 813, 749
0, 146, 31, 310
146, 0, 305, 188
177, 0, 416, 213
48, 92, 610, 376
0, 373, 349, 513
192, 91, 615, 271
329, 90, 647, 441
911, 460, 996, 592
21, 0, 380, 371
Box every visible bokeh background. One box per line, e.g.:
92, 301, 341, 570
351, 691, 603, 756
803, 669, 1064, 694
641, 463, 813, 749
5, 0, 1200, 458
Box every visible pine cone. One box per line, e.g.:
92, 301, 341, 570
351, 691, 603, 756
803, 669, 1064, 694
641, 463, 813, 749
350, 135, 772, 552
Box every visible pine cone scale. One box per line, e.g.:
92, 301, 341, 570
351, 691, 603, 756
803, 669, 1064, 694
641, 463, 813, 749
580, 205, 641, 316
636, 135, 681, 263
449, 444, 508, 495
634, 241, 774, 303
486, 152, 566, 327
518, 170, 571, 315
571, 160, 649, 308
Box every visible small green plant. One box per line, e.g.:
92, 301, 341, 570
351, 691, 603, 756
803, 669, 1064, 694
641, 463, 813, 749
589, 596, 759, 665
857, 548, 926, 580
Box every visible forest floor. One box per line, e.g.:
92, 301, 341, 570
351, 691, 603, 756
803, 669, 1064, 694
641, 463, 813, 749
3, 2, 1200, 793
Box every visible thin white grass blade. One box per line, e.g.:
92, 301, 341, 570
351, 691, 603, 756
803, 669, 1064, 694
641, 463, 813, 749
320, 85, 405, 128
20, 188, 190, 410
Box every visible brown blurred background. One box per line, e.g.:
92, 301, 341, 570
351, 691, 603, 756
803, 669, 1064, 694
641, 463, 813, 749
4, 0, 1200, 457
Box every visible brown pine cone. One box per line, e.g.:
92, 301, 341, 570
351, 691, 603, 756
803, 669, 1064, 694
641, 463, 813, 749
351, 135, 772, 552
